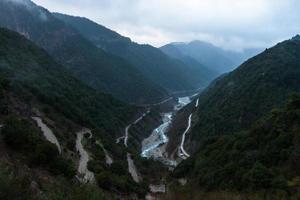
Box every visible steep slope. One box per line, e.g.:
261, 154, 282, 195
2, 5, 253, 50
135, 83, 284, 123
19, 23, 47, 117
0, 0, 167, 104
53, 13, 213, 92
160, 44, 219, 86
165, 36, 300, 200
189, 38, 300, 143
162, 41, 262, 73
0, 27, 134, 131
170, 95, 300, 200
0, 27, 143, 199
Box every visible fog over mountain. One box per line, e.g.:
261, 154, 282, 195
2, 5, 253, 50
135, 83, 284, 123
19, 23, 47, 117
161, 41, 263, 73
32, 0, 300, 50
1, 0, 300, 200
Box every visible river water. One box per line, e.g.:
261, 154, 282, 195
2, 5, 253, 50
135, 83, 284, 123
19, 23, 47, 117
141, 96, 191, 165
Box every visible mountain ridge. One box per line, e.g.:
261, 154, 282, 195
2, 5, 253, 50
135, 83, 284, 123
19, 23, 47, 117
161, 40, 263, 73
0, 0, 168, 104
53, 13, 217, 91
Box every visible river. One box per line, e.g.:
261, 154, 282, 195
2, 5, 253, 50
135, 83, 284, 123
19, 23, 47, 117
140, 96, 192, 165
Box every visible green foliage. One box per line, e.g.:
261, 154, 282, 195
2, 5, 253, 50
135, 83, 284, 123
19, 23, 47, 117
96, 171, 146, 196
0, 164, 32, 200
54, 13, 213, 93
191, 39, 300, 141
0, 2, 168, 104
175, 95, 300, 194
32, 142, 59, 165
44, 179, 108, 200
1, 116, 75, 178
243, 162, 275, 189
2, 117, 39, 151
0, 162, 108, 200
0, 28, 134, 133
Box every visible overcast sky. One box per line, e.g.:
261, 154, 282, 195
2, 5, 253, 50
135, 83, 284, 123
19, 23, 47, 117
32, 0, 300, 51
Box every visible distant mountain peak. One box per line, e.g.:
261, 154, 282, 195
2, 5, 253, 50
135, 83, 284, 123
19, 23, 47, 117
4, 0, 32, 6
292, 34, 300, 41
189, 40, 213, 45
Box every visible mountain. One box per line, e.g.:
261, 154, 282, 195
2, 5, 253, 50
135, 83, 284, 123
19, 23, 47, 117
53, 13, 217, 92
169, 37, 300, 199
292, 34, 300, 41
171, 95, 300, 199
190, 38, 300, 141
0, 0, 168, 104
161, 41, 263, 74
158, 44, 219, 86
0, 27, 134, 133
0, 27, 143, 199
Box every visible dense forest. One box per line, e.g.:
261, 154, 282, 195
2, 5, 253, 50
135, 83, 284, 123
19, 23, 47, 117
174, 95, 300, 195
0, 0, 168, 104
0, 1, 299, 200
167, 37, 300, 199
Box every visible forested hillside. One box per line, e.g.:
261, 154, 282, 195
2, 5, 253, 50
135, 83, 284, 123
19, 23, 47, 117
172, 94, 300, 199
0, 28, 134, 130
167, 37, 300, 199
161, 41, 262, 73
0, 0, 167, 104
190, 38, 300, 144
54, 13, 216, 92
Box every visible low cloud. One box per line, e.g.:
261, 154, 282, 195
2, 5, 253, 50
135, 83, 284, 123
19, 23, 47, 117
6, 0, 48, 21
32, 0, 300, 50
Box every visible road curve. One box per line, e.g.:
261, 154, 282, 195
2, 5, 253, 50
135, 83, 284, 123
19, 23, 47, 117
124, 124, 131, 147
76, 129, 95, 183
127, 153, 141, 183
124, 110, 150, 147
179, 114, 192, 159
96, 141, 113, 165
195, 98, 199, 107
32, 117, 62, 154
137, 97, 173, 107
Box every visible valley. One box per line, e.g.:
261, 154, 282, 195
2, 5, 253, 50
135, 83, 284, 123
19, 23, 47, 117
0, 1, 299, 200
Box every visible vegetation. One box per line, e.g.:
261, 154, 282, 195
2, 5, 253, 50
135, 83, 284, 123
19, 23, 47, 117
0, 27, 134, 133
0, 0, 168, 104
86, 133, 148, 197
0, 28, 139, 197
161, 41, 262, 74
0, 161, 108, 200
53, 13, 214, 92
170, 38, 300, 199
1, 116, 75, 177
174, 94, 300, 196
191, 38, 300, 142
0, 163, 32, 200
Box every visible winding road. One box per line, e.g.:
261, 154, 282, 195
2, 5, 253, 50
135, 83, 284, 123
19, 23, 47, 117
76, 129, 95, 183
124, 124, 131, 147
96, 141, 113, 165
32, 117, 62, 154
127, 153, 141, 183
120, 112, 150, 182
116, 136, 125, 144
137, 97, 173, 107
124, 110, 150, 147
149, 184, 166, 193
179, 114, 192, 159
177, 98, 199, 159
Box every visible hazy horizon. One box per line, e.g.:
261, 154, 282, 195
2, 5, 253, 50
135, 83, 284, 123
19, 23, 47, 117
31, 0, 300, 51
